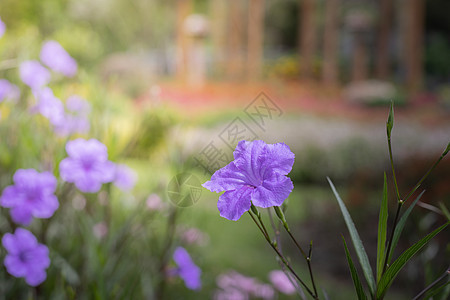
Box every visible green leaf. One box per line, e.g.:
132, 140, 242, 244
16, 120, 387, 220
377, 173, 389, 283
342, 236, 368, 300
388, 190, 425, 264
327, 177, 376, 296
438, 201, 450, 221
377, 222, 449, 299
386, 102, 394, 139
443, 142, 450, 156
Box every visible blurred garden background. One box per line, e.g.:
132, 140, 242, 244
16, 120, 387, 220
0, 0, 449, 299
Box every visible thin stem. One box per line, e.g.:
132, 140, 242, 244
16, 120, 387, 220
403, 153, 446, 203
284, 227, 318, 297
412, 268, 450, 300
383, 201, 403, 273
388, 136, 401, 202
247, 212, 318, 299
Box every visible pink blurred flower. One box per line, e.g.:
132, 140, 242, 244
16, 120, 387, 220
19, 60, 51, 89
0, 17, 5, 38
269, 270, 296, 295
146, 193, 164, 211
113, 164, 137, 191
93, 222, 108, 239
181, 227, 209, 246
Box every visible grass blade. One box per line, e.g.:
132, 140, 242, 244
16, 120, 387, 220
377, 173, 389, 283
327, 177, 376, 296
342, 236, 368, 300
377, 222, 449, 299
388, 190, 425, 264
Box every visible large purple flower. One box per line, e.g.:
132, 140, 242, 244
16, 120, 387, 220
173, 247, 201, 290
0, 79, 20, 102
19, 60, 51, 90
202, 140, 294, 221
2, 228, 50, 286
40, 40, 77, 77
0, 169, 59, 226
59, 138, 115, 193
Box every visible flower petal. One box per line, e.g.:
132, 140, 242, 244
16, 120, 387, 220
261, 143, 295, 176
202, 162, 248, 193
251, 172, 293, 208
217, 186, 253, 221
10, 206, 33, 226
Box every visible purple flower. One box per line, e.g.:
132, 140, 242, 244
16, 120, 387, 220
113, 164, 137, 191
0, 169, 59, 226
173, 247, 201, 290
202, 140, 295, 221
52, 95, 91, 136
66, 95, 91, 114
269, 270, 296, 295
40, 40, 77, 77
2, 228, 50, 286
0, 79, 20, 102
32, 87, 65, 126
0, 17, 5, 38
59, 138, 115, 193
19, 60, 51, 89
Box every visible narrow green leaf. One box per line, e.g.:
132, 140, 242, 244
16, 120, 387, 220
386, 102, 394, 138
342, 236, 368, 300
327, 177, 376, 296
443, 142, 450, 156
377, 173, 389, 283
377, 222, 449, 299
388, 190, 425, 264
438, 201, 450, 221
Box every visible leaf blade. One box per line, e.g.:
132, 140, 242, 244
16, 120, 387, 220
388, 190, 425, 264
377, 222, 449, 299
342, 236, 368, 300
327, 177, 376, 296
377, 173, 389, 283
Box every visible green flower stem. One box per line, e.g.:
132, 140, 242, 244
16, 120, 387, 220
387, 135, 401, 202
247, 211, 318, 299
382, 201, 403, 274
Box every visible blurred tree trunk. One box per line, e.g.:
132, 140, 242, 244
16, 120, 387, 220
247, 0, 265, 81
227, 1, 246, 80
351, 33, 368, 82
375, 0, 393, 80
299, 0, 317, 80
404, 0, 424, 95
175, 0, 193, 81
322, 0, 340, 86
211, 0, 228, 78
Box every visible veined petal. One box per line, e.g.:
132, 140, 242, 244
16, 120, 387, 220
233, 140, 267, 186
251, 172, 293, 208
261, 143, 295, 176
217, 186, 253, 221
202, 162, 248, 193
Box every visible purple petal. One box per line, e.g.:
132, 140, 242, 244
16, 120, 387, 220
261, 143, 295, 176
66, 138, 108, 161
2, 233, 18, 254
0, 186, 24, 207
202, 162, 248, 193
19, 60, 51, 89
217, 186, 253, 221
173, 247, 201, 290
251, 172, 293, 208
4, 255, 27, 277
113, 164, 137, 191
40, 40, 77, 77
232, 140, 268, 186
0, 17, 5, 38
31, 195, 59, 219
10, 206, 33, 226
24, 269, 47, 286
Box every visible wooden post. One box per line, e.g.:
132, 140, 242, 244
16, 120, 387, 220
175, 0, 193, 82
227, 1, 246, 80
375, 0, 393, 80
299, 0, 317, 80
322, 0, 340, 86
247, 0, 265, 81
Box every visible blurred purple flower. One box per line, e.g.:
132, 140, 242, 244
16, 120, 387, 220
93, 222, 108, 239
66, 95, 91, 114
59, 138, 115, 193
113, 164, 137, 191
0, 79, 20, 102
180, 227, 209, 246
269, 270, 296, 295
0, 169, 59, 226
53, 95, 91, 136
19, 60, 51, 89
40, 40, 77, 77
0, 17, 5, 38
173, 247, 201, 290
146, 193, 165, 211
202, 140, 295, 221
32, 87, 65, 126
2, 228, 50, 286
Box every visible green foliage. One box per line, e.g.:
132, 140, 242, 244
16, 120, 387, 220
342, 237, 367, 300
376, 173, 388, 283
